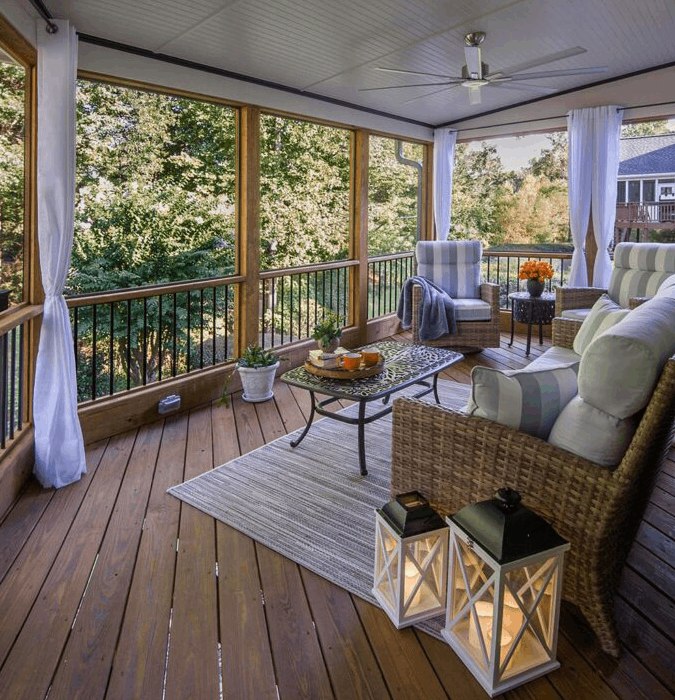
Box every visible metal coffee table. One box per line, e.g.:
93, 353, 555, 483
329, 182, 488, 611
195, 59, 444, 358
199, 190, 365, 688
280, 340, 463, 476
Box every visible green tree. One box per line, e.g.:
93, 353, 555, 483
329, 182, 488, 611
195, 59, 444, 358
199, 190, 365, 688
0, 61, 25, 305
621, 120, 674, 137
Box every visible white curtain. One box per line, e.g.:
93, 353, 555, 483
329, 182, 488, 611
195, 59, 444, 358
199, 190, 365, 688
567, 105, 624, 287
433, 128, 457, 240
566, 110, 594, 287
33, 21, 86, 489
591, 106, 624, 287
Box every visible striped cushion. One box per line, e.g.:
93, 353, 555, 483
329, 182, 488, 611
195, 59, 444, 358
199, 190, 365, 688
453, 298, 492, 321
572, 294, 631, 355
415, 240, 481, 299
609, 243, 675, 307
466, 362, 579, 440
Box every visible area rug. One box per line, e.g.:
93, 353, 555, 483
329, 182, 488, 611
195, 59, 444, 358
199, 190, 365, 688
168, 379, 470, 639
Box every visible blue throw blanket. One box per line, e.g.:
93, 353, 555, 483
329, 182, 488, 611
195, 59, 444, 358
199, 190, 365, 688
397, 276, 457, 340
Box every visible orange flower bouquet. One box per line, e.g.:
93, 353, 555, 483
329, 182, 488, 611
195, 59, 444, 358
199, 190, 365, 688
518, 260, 554, 283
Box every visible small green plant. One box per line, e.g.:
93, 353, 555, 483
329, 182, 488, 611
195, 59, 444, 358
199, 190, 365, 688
312, 312, 343, 347
237, 343, 280, 368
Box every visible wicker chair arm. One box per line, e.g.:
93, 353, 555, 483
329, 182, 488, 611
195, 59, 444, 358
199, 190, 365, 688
391, 397, 615, 531
555, 286, 607, 318
551, 317, 581, 349
629, 296, 651, 309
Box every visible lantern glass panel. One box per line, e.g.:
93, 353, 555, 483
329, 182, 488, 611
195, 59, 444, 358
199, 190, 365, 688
375, 523, 400, 609
498, 557, 559, 681
403, 533, 444, 615
451, 538, 495, 618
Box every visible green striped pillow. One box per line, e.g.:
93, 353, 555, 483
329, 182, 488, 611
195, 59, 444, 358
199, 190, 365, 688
572, 294, 631, 355
466, 362, 579, 440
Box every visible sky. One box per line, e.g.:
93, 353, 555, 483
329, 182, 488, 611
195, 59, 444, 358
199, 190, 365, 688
466, 117, 675, 172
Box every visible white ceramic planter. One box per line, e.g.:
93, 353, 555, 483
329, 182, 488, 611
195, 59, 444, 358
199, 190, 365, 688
237, 361, 279, 403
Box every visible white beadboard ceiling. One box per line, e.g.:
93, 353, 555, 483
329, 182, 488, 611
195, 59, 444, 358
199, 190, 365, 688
43, 0, 675, 126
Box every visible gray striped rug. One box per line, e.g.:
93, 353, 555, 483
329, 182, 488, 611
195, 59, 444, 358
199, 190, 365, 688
168, 379, 471, 640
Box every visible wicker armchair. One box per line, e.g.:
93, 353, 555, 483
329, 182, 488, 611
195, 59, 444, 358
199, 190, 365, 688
557, 241, 675, 318
391, 317, 675, 657
411, 282, 501, 350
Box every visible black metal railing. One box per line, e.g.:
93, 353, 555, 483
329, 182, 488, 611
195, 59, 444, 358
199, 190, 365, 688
1, 319, 25, 449
67, 279, 238, 403
367, 252, 414, 319
259, 262, 355, 348
483, 251, 573, 308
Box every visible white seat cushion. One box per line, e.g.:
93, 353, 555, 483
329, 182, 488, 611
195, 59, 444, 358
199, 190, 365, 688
466, 362, 579, 440
548, 396, 637, 467
527, 346, 580, 370
453, 298, 492, 321
578, 295, 675, 418
572, 294, 631, 355
561, 308, 592, 321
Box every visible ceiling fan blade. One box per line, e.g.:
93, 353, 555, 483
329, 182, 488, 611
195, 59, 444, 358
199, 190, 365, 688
486, 46, 587, 79
464, 45, 483, 79
491, 82, 558, 93
468, 85, 482, 106
508, 67, 607, 80
376, 67, 461, 79
358, 80, 462, 92
402, 83, 462, 105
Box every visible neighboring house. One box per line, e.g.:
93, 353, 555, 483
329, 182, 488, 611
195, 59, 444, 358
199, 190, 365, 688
617, 133, 675, 204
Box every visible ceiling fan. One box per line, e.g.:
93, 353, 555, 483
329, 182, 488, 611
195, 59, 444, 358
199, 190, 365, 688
360, 32, 607, 106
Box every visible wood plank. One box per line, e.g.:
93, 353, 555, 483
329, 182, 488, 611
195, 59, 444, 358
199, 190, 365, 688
643, 502, 675, 538
254, 392, 287, 443
615, 597, 675, 694
0, 477, 52, 582
561, 607, 673, 700
0, 431, 135, 700
105, 414, 189, 700
352, 597, 448, 700
164, 406, 220, 700
49, 421, 164, 700
257, 544, 334, 700
546, 634, 622, 700
626, 541, 675, 602
233, 391, 265, 453
635, 521, 675, 568
212, 397, 278, 700
273, 380, 307, 433
656, 472, 675, 498
0, 439, 108, 668
301, 569, 391, 700
650, 487, 675, 517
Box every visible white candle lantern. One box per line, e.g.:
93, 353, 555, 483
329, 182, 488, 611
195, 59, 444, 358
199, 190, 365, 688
373, 491, 449, 628
442, 488, 570, 697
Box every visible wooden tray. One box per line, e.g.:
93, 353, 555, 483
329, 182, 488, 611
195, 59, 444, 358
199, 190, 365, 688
304, 355, 384, 379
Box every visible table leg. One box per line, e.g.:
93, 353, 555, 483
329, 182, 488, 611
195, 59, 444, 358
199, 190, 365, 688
290, 391, 316, 447
526, 303, 534, 356
539, 321, 543, 345
509, 299, 515, 346
357, 400, 368, 476
433, 372, 441, 404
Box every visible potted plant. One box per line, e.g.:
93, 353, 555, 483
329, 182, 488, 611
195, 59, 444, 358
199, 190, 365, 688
312, 312, 343, 352
518, 260, 554, 297
237, 344, 281, 403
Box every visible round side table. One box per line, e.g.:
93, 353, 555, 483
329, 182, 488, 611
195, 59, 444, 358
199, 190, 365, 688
508, 291, 556, 356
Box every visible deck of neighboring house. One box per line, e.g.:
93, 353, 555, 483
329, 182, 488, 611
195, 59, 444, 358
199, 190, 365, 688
0, 331, 673, 700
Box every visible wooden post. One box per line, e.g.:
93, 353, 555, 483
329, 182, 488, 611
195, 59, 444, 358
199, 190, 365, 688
236, 106, 260, 355
421, 142, 434, 241
350, 130, 369, 345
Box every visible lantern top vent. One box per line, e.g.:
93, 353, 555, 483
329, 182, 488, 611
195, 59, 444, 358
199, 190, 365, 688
377, 491, 447, 537
450, 488, 568, 564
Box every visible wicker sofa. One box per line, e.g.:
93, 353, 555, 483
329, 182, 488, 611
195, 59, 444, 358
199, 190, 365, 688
391, 314, 675, 657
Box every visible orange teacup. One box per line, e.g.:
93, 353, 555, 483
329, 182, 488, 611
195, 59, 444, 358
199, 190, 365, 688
342, 353, 362, 370
361, 350, 380, 367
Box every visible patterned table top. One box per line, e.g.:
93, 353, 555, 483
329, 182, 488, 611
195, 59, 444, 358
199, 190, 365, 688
280, 340, 463, 400
508, 291, 555, 304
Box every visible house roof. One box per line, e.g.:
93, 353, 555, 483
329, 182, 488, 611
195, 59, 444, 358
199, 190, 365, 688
619, 133, 675, 176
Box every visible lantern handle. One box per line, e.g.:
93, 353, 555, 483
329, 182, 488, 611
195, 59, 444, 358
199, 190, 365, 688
495, 487, 521, 512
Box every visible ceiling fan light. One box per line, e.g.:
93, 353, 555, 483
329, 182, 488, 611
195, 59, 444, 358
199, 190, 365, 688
468, 87, 482, 105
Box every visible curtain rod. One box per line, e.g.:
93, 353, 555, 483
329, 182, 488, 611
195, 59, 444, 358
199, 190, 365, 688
452, 100, 675, 135
28, 0, 58, 34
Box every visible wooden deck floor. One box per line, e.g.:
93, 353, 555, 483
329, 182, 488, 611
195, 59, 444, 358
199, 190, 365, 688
1, 332, 674, 700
